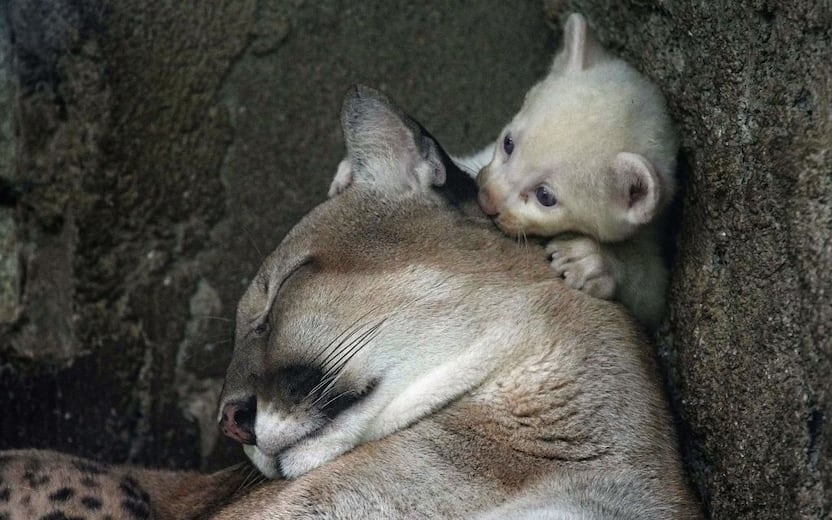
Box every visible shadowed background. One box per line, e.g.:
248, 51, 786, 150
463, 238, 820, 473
0, 1, 829, 518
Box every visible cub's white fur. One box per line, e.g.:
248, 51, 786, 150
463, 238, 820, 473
471, 13, 678, 327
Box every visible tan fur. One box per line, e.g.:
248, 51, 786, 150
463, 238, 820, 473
213, 86, 700, 518
475, 13, 678, 328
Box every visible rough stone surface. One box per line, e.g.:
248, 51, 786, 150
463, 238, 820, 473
0, 208, 19, 324
0, 11, 19, 325
545, 1, 831, 518
0, 0, 255, 468
0, 0, 829, 517
0, 0, 549, 470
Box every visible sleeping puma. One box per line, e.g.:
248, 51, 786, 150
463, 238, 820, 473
213, 85, 699, 518
0, 86, 699, 519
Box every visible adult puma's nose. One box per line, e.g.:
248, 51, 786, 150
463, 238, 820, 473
478, 187, 499, 216
219, 396, 257, 445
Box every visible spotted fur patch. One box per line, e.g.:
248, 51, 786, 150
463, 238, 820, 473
23, 470, 50, 489
119, 476, 150, 519
81, 495, 102, 510
38, 512, 84, 520
0, 455, 15, 469
118, 476, 148, 502
48, 487, 75, 502
79, 477, 99, 489
72, 460, 107, 476
122, 499, 150, 519
22, 458, 50, 489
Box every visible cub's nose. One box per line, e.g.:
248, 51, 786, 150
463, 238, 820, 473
478, 187, 499, 216
220, 396, 256, 445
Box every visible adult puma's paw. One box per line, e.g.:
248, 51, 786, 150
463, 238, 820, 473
546, 236, 616, 300
278, 435, 351, 480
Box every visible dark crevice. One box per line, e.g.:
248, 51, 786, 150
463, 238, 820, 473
807, 406, 824, 475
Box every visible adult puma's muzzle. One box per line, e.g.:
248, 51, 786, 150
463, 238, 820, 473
218, 315, 382, 476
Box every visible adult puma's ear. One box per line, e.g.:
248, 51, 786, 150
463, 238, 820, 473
613, 152, 662, 227
339, 85, 446, 195
552, 13, 606, 74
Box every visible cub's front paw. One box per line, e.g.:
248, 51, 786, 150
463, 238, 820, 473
546, 236, 616, 300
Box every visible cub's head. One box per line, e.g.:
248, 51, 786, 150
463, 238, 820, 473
477, 13, 678, 242
218, 86, 554, 480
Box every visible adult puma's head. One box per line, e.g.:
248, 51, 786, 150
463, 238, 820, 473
217, 86, 564, 479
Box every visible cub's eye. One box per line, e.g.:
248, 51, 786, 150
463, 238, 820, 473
503, 133, 514, 156
535, 186, 557, 207
254, 321, 270, 336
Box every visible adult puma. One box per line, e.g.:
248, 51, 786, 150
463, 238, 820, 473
0, 85, 698, 519
213, 85, 700, 518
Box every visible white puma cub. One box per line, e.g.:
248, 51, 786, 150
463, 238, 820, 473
472, 13, 679, 328
332, 14, 678, 328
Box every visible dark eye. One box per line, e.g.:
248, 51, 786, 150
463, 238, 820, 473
535, 186, 557, 207
254, 321, 270, 336
503, 133, 514, 156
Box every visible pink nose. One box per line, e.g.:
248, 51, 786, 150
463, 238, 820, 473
219, 398, 256, 445
478, 187, 499, 216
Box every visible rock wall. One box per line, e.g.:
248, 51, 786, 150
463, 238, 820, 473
0, 0, 549, 470
0, 0, 829, 517
545, 1, 831, 518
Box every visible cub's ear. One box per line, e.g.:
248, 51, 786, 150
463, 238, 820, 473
551, 13, 606, 74
338, 85, 446, 195
612, 152, 662, 227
